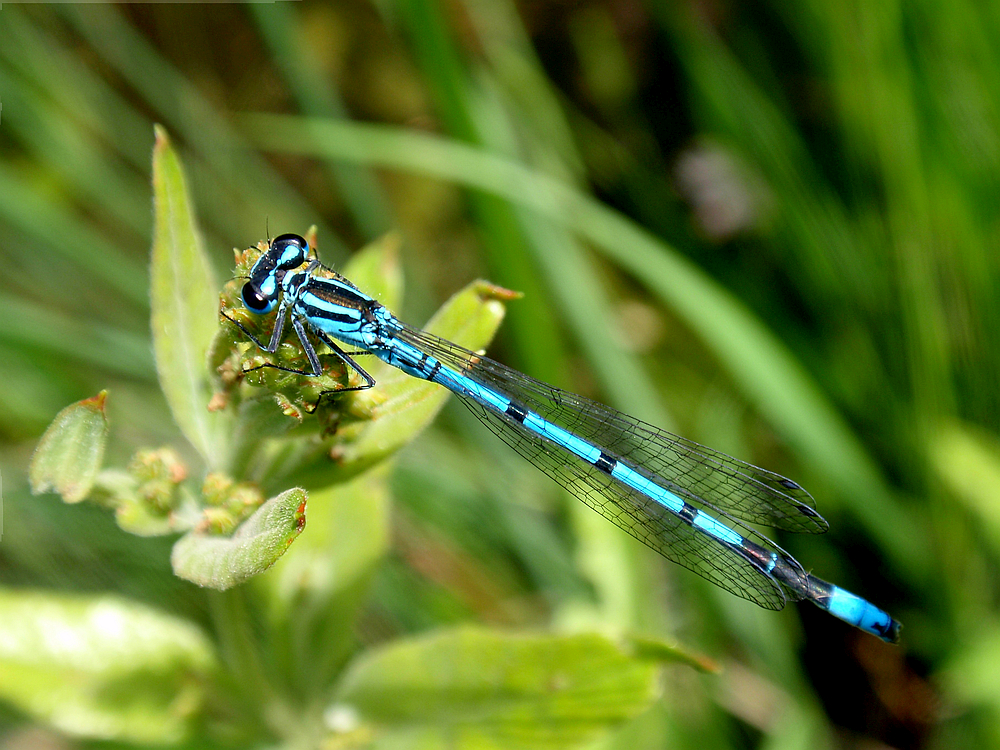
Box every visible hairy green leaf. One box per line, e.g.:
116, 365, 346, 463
29, 391, 109, 503
171, 487, 307, 589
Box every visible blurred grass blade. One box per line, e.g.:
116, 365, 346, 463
247, 2, 392, 239
29, 391, 109, 503
394, 0, 571, 389
151, 125, 226, 465
0, 589, 215, 743
0, 294, 153, 379
942, 625, 1000, 717
474, 72, 672, 425
59, 4, 342, 253
0, 64, 150, 239
627, 633, 719, 673
334, 627, 660, 749
0, 162, 148, 307
931, 422, 1000, 552
171, 487, 307, 590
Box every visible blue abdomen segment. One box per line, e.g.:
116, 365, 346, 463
823, 585, 901, 642
754, 545, 902, 643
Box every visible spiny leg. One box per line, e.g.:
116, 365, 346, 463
222, 306, 323, 379
290, 327, 376, 412
221, 301, 289, 355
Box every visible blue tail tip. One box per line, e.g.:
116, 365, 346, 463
878, 617, 902, 644
827, 585, 902, 644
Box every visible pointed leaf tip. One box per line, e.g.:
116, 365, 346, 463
153, 123, 169, 147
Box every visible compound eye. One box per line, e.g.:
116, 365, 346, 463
242, 281, 276, 314
271, 233, 309, 269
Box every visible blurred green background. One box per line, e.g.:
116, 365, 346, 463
2, 1, 998, 748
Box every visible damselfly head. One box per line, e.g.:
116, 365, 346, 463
242, 234, 311, 314
270, 234, 310, 270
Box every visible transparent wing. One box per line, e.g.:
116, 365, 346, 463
391, 324, 825, 609
398, 325, 826, 533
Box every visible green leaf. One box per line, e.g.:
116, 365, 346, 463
29, 391, 109, 503
267, 469, 389, 599
0, 589, 215, 744
151, 125, 226, 465
332, 627, 660, 750
171, 487, 307, 589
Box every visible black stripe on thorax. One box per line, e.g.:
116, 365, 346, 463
305, 278, 373, 309
299, 301, 359, 325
